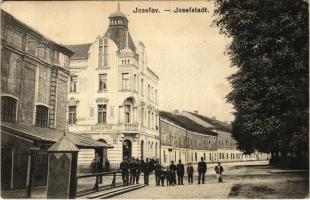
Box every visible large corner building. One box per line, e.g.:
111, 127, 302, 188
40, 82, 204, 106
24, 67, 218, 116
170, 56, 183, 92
66, 5, 160, 168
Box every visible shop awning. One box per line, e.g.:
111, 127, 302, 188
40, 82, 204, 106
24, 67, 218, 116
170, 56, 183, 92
1, 122, 113, 149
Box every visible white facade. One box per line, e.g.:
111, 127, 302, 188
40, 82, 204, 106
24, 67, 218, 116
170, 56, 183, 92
66, 8, 160, 169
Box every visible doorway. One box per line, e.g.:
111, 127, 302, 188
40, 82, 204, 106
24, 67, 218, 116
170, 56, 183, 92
122, 140, 132, 161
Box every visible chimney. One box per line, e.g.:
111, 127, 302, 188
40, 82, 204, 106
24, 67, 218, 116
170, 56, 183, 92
194, 110, 198, 114
173, 110, 179, 114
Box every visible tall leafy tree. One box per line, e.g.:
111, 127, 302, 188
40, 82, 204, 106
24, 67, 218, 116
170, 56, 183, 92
213, 0, 309, 165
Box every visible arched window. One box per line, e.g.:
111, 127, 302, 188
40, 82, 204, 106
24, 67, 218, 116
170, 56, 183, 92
1, 96, 17, 123
35, 105, 48, 127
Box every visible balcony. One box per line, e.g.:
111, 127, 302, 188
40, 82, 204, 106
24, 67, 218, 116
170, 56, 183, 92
68, 123, 140, 134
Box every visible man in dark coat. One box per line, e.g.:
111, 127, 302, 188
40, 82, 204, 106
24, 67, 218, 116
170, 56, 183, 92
198, 157, 207, 184
169, 161, 177, 186
91, 153, 101, 191
143, 158, 150, 185
120, 159, 129, 186
135, 158, 141, 184
154, 160, 162, 186
129, 157, 136, 185
186, 162, 194, 184
214, 162, 224, 183
160, 168, 166, 186
176, 160, 185, 185
165, 167, 172, 186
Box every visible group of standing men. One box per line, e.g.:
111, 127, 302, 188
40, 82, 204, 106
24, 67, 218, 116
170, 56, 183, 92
120, 157, 224, 187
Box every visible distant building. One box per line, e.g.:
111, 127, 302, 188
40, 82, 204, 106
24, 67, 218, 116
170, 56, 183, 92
159, 110, 268, 166
65, 4, 160, 169
1, 10, 111, 190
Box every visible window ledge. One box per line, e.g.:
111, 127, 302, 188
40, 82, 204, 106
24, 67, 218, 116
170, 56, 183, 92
96, 67, 110, 70
98, 89, 108, 93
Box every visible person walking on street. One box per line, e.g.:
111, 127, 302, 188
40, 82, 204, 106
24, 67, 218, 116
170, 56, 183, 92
120, 159, 129, 186
169, 161, 177, 186
186, 162, 194, 184
215, 162, 224, 183
135, 158, 141, 184
176, 160, 185, 185
154, 160, 162, 186
129, 157, 136, 185
198, 157, 207, 184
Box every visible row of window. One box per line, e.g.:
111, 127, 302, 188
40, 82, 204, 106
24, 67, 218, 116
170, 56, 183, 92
69, 73, 158, 104
162, 150, 255, 163
68, 104, 158, 129
4, 29, 69, 67
1, 96, 49, 128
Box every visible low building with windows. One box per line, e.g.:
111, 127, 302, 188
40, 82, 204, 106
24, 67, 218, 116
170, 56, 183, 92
159, 110, 268, 166
1, 10, 111, 190
159, 111, 218, 166
65, 5, 160, 169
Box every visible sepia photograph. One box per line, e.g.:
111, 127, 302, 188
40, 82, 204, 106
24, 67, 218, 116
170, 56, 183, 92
0, 0, 309, 199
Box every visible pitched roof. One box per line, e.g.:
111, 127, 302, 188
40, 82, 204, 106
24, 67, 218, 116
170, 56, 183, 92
187, 111, 232, 132
2, 10, 74, 57
65, 43, 92, 59
159, 111, 217, 136
48, 135, 79, 152
2, 122, 113, 149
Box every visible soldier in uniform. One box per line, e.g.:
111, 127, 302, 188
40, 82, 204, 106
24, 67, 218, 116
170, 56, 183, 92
135, 158, 141, 184
186, 162, 194, 184
176, 159, 185, 185
169, 161, 177, 186
143, 158, 150, 185
154, 159, 162, 186
198, 157, 207, 184
129, 157, 136, 185
160, 168, 166, 186
165, 166, 171, 186
214, 162, 224, 183
120, 159, 129, 186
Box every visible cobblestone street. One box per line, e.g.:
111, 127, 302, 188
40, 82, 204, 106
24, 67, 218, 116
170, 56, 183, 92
112, 161, 309, 199
1, 161, 308, 199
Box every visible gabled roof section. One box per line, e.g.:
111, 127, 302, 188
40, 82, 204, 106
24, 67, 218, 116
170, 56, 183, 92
159, 111, 217, 136
65, 43, 92, 60
187, 111, 232, 132
2, 122, 113, 149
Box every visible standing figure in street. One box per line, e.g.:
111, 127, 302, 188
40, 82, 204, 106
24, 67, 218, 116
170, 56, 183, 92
169, 161, 177, 186
92, 153, 101, 191
198, 157, 207, 184
186, 162, 194, 184
130, 157, 137, 185
176, 160, 185, 185
135, 158, 141, 184
165, 167, 172, 186
120, 159, 129, 186
154, 159, 162, 186
105, 158, 110, 172
143, 158, 150, 185
160, 168, 166, 186
214, 162, 224, 183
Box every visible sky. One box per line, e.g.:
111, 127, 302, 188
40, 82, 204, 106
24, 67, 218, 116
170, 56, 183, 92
2, 0, 236, 122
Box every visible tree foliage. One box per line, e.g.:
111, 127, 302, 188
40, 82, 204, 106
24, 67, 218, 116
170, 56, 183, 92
213, 0, 309, 163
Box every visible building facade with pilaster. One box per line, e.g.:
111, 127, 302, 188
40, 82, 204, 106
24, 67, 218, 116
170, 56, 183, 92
66, 5, 160, 169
